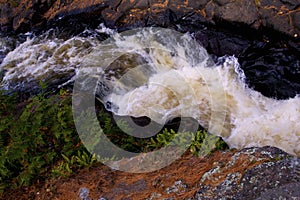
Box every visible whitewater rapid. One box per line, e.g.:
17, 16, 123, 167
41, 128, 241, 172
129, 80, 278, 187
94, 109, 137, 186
83, 28, 300, 156
0, 27, 299, 156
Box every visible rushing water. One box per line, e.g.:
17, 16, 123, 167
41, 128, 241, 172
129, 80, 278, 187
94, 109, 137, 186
0, 30, 101, 92
0, 26, 299, 156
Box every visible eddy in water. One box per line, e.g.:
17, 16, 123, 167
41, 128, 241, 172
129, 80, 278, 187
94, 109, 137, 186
80, 27, 300, 156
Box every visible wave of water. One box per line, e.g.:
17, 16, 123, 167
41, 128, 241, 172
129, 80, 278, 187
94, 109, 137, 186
83, 28, 300, 156
0, 27, 299, 156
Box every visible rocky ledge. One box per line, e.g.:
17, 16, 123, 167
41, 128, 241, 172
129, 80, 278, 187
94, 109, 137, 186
0, 0, 299, 39
3, 146, 299, 199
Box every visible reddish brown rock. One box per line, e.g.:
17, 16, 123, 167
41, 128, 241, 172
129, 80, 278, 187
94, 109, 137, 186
258, 0, 300, 37
211, 0, 260, 27
0, 0, 299, 38
2, 146, 299, 199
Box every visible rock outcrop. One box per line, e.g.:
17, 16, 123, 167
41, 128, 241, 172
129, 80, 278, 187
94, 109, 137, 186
3, 146, 299, 199
65, 147, 300, 199
0, 0, 299, 39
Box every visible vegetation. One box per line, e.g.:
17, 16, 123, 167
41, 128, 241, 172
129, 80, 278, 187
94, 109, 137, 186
0, 89, 88, 192
0, 89, 228, 193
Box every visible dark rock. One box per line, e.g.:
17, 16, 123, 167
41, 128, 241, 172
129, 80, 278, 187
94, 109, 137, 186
43, 3, 108, 37
147, 9, 175, 27
115, 8, 149, 31
187, 0, 209, 9
292, 11, 300, 31
134, 0, 149, 10
176, 10, 209, 27
101, 8, 121, 28
279, 0, 299, 7
234, 158, 300, 199
258, 0, 300, 37
103, 179, 148, 199
240, 40, 300, 99
255, 182, 300, 200
116, 0, 139, 13
1, 0, 299, 39
195, 146, 299, 200
214, 0, 232, 7
214, 0, 259, 27
192, 29, 251, 57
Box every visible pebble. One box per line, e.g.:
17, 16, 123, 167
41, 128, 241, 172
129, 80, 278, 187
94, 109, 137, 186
78, 188, 91, 200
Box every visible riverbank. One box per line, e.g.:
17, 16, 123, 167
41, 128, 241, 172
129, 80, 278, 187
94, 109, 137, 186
2, 145, 300, 199
0, 0, 299, 39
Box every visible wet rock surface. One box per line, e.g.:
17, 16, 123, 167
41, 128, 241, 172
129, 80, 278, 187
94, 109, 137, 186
2, 146, 299, 199
0, 0, 299, 39
239, 39, 300, 99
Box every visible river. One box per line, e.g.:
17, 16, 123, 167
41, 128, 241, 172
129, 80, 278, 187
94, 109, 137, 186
0, 25, 299, 156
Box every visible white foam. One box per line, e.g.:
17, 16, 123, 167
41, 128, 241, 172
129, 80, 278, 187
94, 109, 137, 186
0, 34, 100, 89
1, 27, 299, 156
85, 28, 300, 156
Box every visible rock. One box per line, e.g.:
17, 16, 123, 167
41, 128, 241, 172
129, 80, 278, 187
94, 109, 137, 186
2, 146, 299, 199
239, 40, 300, 99
255, 182, 300, 200
214, 0, 259, 27
79, 187, 91, 200
100, 146, 299, 199
192, 28, 251, 57
165, 180, 187, 194
0, 0, 299, 38
1, 4, 298, 99
103, 179, 148, 199
234, 158, 300, 199
195, 147, 300, 199
259, 0, 300, 37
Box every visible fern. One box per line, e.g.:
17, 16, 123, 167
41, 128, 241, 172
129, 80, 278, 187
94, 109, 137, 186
0, 88, 229, 193
0, 89, 84, 191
